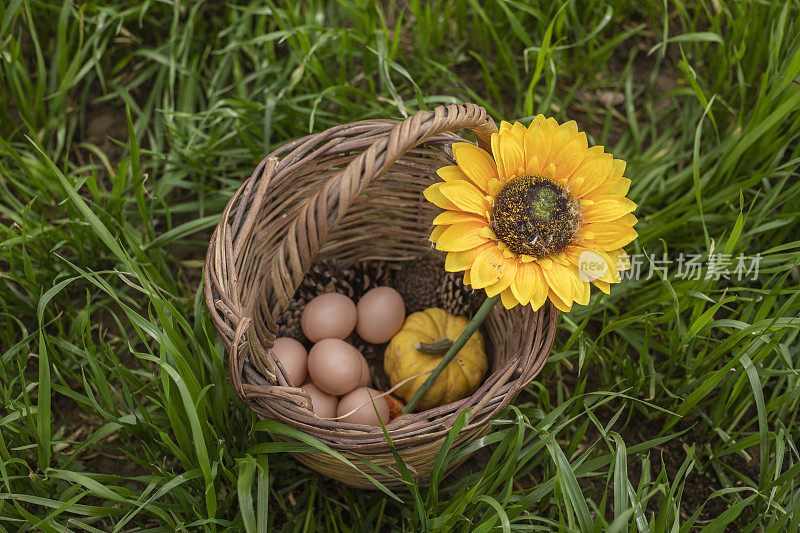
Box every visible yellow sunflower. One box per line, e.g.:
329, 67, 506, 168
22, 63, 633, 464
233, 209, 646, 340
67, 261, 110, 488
424, 117, 638, 312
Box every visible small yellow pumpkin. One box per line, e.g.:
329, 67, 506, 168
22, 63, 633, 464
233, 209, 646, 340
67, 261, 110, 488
384, 308, 488, 410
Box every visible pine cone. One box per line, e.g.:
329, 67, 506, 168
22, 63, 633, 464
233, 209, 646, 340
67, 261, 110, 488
440, 270, 480, 317
276, 298, 305, 340
392, 256, 480, 316
392, 257, 443, 313
298, 260, 359, 300
349, 261, 392, 300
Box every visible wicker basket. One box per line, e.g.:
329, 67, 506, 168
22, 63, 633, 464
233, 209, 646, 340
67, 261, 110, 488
204, 103, 559, 489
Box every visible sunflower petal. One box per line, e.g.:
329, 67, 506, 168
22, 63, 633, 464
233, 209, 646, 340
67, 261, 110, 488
484, 280, 507, 297
439, 182, 490, 216
491, 133, 505, 181
541, 262, 575, 305
429, 224, 448, 243
437, 165, 469, 183
423, 183, 458, 210
529, 271, 548, 310
498, 133, 526, 180
500, 287, 520, 309
492, 131, 525, 181
530, 115, 548, 128
484, 256, 516, 297
510, 121, 528, 146
548, 289, 572, 312
452, 142, 497, 193
570, 154, 613, 198
604, 250, 628, 281
524, 117, 553, 173
610, 158, 626, 177
583, 145, 607, 161
432, 210, 485, 225
470, 247, 505, 289
445, 242, 494, 272
548, 120, 578, 155
498, 121, 527, 142
573, 276, 591, 305
525, 155, 541, 176
537, 257, 553, 271
608, 248, 629, 269
553, 132, 588, 180
510, 263, 530, 305
581, 195, 638, 223
581, 221, 639, 250
611, 178, 631, 196
445, 251, 472, 272
542, 162, 557, 180
586, 176, 631, 198
511, 261, 540, 306
592, 279, 611, 294
488, 178, 503, 197
434, 221, 490, 252
477, 226, 496, 240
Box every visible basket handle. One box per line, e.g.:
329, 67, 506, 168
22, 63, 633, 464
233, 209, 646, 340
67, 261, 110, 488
266, 102, 498, 312
327, 102, 496, 217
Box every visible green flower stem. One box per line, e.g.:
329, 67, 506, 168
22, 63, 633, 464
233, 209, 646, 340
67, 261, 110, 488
401, 294, 501, 413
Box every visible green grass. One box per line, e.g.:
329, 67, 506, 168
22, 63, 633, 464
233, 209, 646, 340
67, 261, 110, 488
1, 0, 799, 530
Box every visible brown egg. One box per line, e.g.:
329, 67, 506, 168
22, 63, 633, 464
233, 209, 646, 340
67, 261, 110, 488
307, 338, 362, 396
356, 287, 406, 344
337, 387, 390, 426
301, 293, 357, 343
300, 382, 337, 419
358, 354, 371, 387
271, 337, 307, 386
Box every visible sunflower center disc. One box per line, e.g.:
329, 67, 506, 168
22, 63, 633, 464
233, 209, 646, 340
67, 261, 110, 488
491, 175, 581, 258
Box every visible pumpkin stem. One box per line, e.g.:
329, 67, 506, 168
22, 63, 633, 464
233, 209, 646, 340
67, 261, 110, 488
414, 338, 453, 355
402, 294, 501, 413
